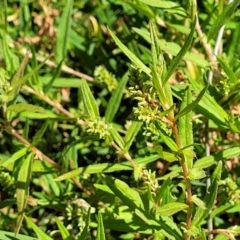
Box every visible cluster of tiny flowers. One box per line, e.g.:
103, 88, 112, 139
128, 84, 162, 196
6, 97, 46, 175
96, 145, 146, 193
87, 119, 111, 139
141, 169, 158, 196
219, 77, 231, 96
220, 177, 240, 204
66, 198, 95, 238
0, 171, 15, 194
94, 66, 118, 92
128, 66, 160, 123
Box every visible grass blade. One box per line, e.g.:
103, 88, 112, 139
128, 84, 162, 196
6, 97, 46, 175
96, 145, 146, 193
108, 27, 151, 76
208, 0, 240, 40
56, 0, 73, 63
15, 153, 34, 233
96, 212, 106, 240
163, 18, 196, 84
105, 72, 128, 123
79, 79, 99, 119
175, 85, 208, 120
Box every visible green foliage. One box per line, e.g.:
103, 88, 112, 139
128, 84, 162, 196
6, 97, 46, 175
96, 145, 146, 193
0, 0, 240, 239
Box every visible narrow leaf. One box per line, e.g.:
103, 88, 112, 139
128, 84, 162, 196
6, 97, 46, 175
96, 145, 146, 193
55, 154, 160, 181
104, 176, 144, 209
96, 212, 106, 240
7, 103, 45, 114
79, 79, 99, 119
1, 147, 28, 167
109, 127, 124, 150
192, 161, 222, 226
155, 121, 178, 152
208, 0, 240, 40
163, 18, 196, 84
25, 215, 53, 240
178, 87, 193, 168
31, 120, 49, 147
124, 121, 143, 151
175, 85, 208, 120
108, 27, 151, 76
155, 178, 171, 203
55, 217, 72, 240
188, 168, 205, 180
15, 153, 34, 233
56, 0, 73, 63
191, 195, 206, 209
217, 56, 237, 84
105, 72, 128, 123
156, 202, 188, 216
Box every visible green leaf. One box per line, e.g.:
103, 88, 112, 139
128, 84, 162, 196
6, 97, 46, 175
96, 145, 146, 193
97, 212, 106, 240
178, 87, 194, 168
163, 18, 196, 84
31, 120, 49, 147
45, 59, 64, 92
56, 0, 73, 63
0, 230, 38, 240
54, 154, 160, 181
156, 202, 188, 216
109, 127, 124, 150
124, 121, 143, 151
155, 178, 171, 203
192, 161, 222, 226
191, 195, 206, 209
175, 85, 208, 120
79, 79, 99, 119
105, 72, 128, 123
194, 146, 240, 168
1, 147, 28, 168
25, 215, 54, 240
7, 103, 45, 114
188, 168, 205, 180
208, 0, 240, 40
55, 217, 72, 240
104, 176, 144, 209
155, 121, 178, 152
132, 27, 208, 68
108, 27, 151, 76
139, 0, 178, 8
16, 153, 34, 233
217, 56, 237, 84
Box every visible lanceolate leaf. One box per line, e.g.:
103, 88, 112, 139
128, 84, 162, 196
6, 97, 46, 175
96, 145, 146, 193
108, 27, 151, 76
155, 121, 178, 152
55, 217, 72, 240
163, 18, 196, 84
15, 153, 34, 233
175, 85, 208, 120
56, 0, 73, 63
178, 87, 193, 168
55, 154, 161, 181
124, 121, 143, 151
208, 0, 240, 40
7, 103, 45, 114
96, 212, 106, 240
79, 79, 99, 119
105, 72, 128, 123
192, 161, 222, 226
25, 215, 53, 240
31, 120, 49, 147
156, 202, 188, 216
217, 56, 237, 84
